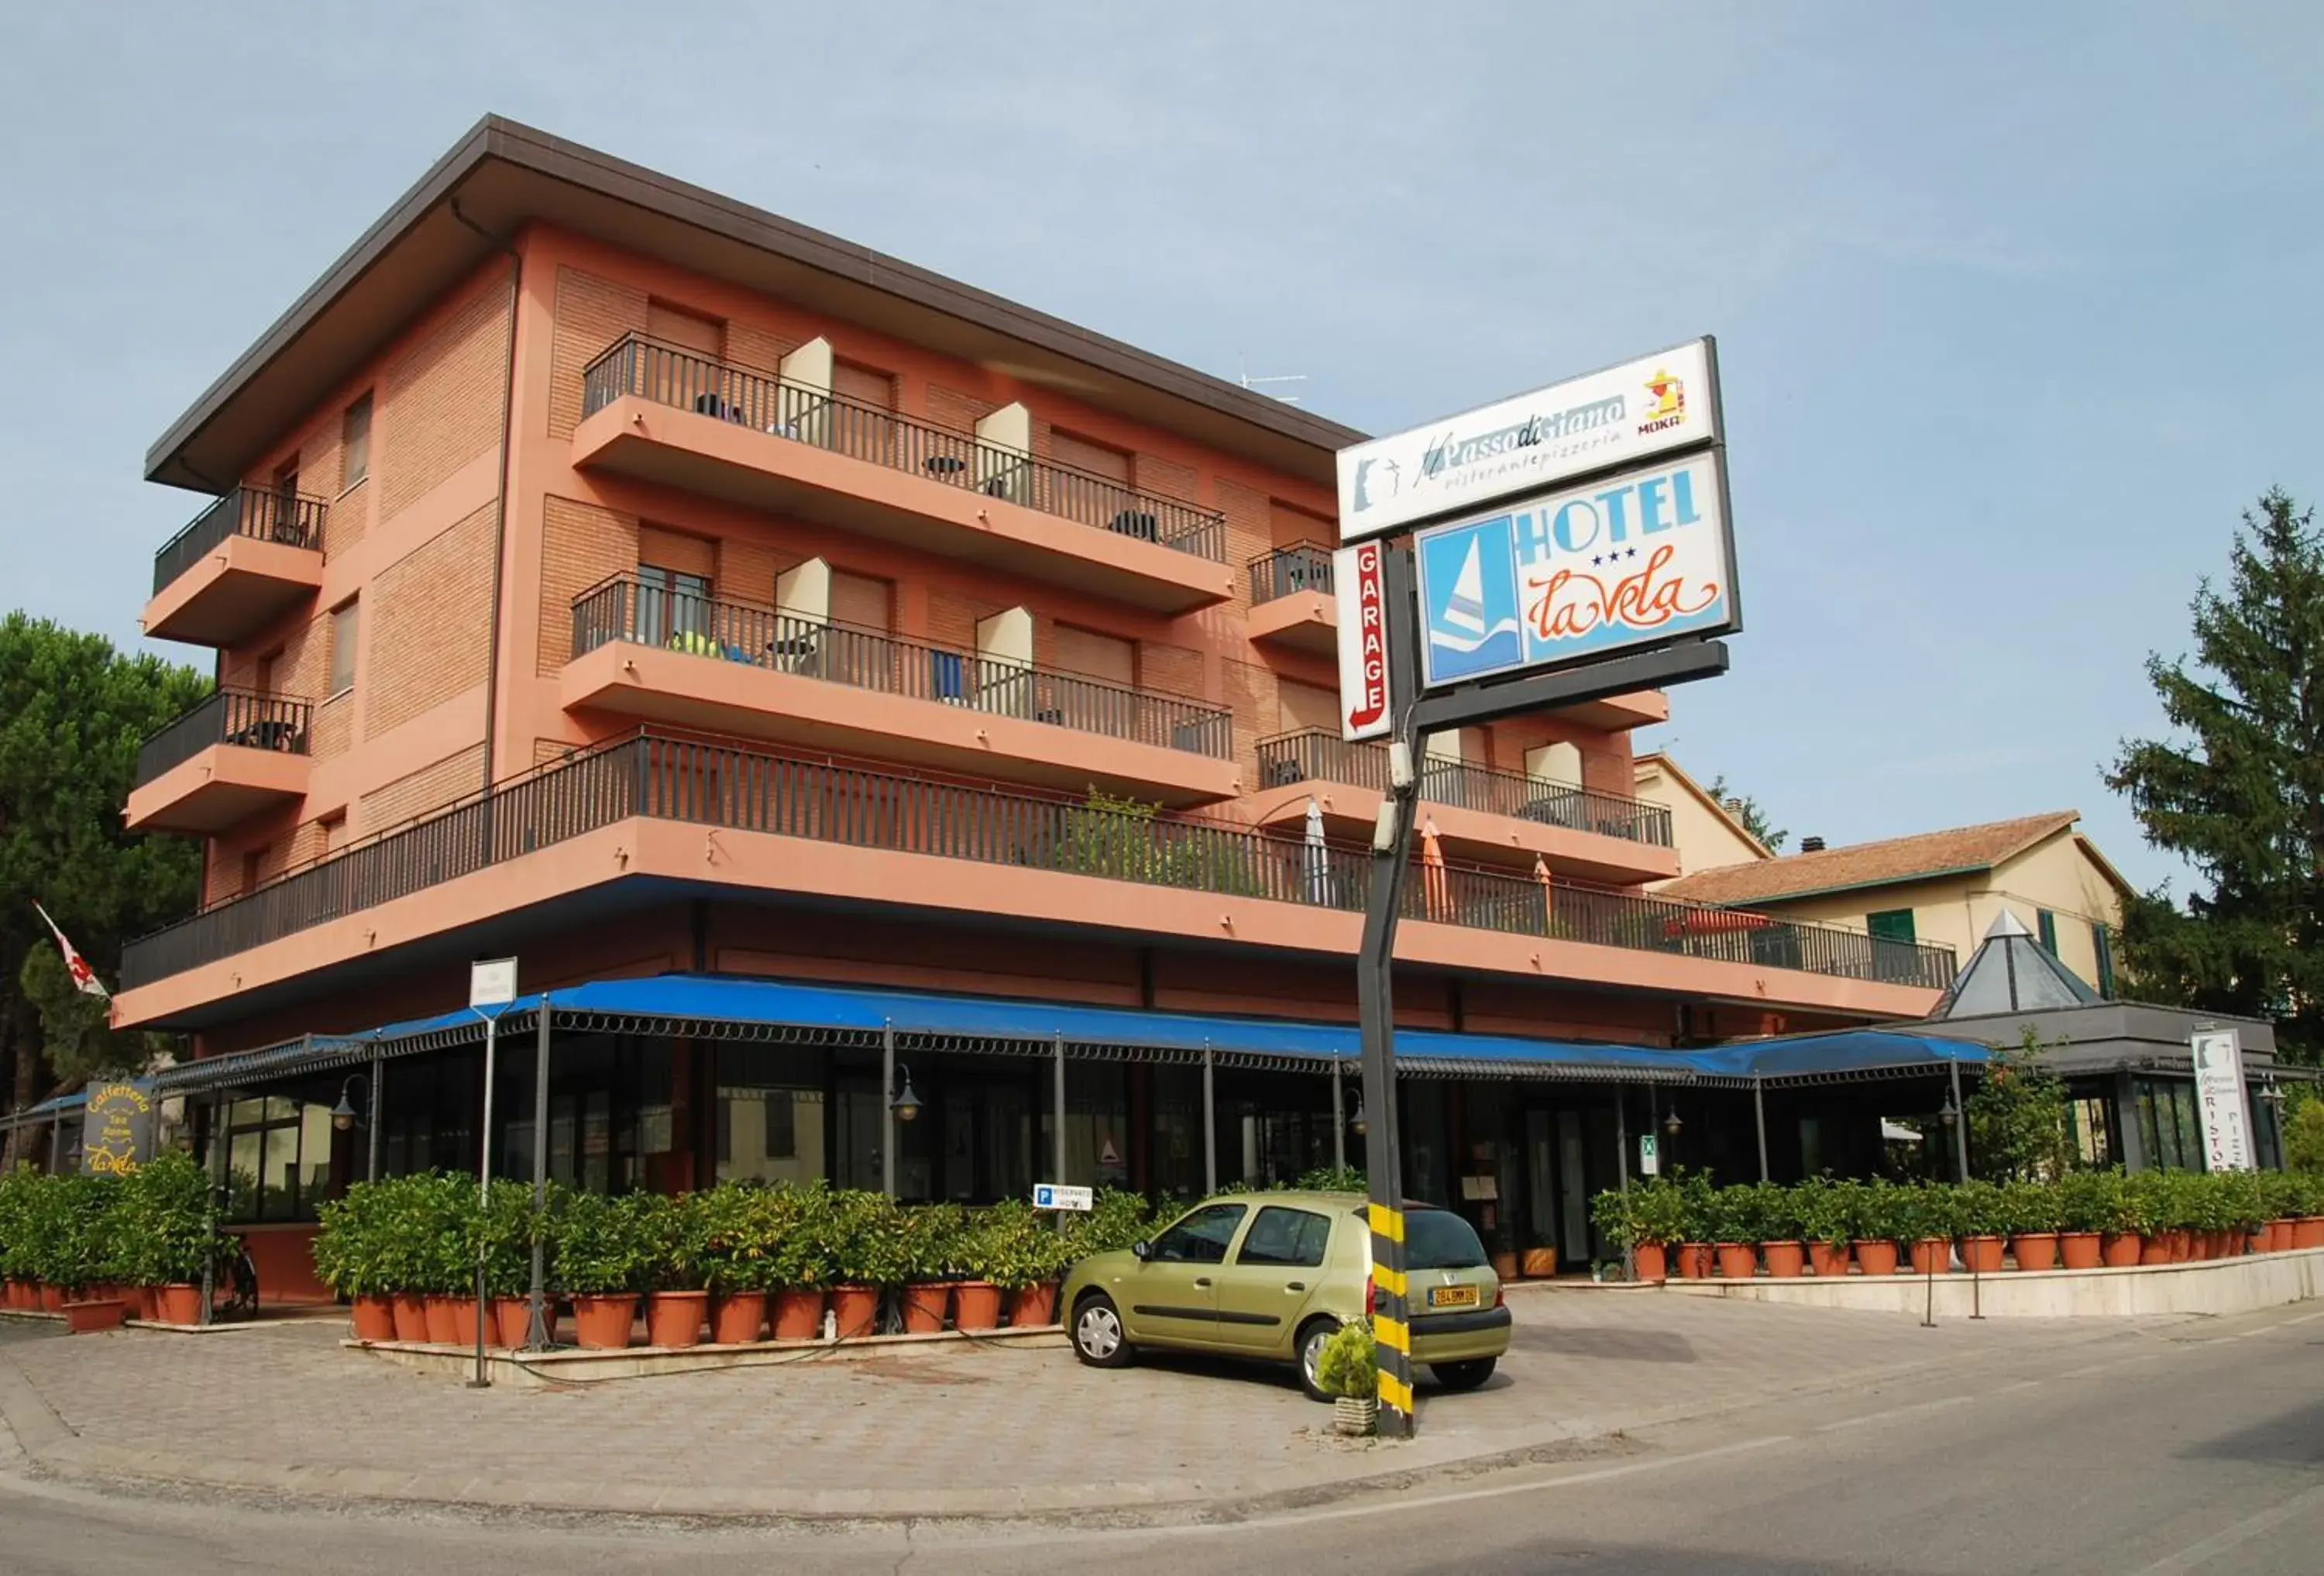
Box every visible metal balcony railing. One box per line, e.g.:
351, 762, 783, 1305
1248, 543, 1335, 604
571, 576, 1234, 759
579, 335, 1227, 562
151, 487, 328, 596
121, 730, 1957, 993
1255, 729, 1675, 848
133, 690, 313, 786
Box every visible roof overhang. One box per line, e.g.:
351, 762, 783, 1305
147, 116, 1364, 493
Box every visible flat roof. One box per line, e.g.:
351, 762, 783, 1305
146, 115, 1365, 493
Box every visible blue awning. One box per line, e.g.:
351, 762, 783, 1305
156, 974, 1992, 1095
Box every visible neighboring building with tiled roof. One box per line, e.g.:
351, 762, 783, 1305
1631, 752, 1774, 875
1660, 810, 2135, 997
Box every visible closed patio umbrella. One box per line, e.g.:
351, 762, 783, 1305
1420, 818, 1450, 922
1533, 855, 1555, 934
1302, 797, 1330, 905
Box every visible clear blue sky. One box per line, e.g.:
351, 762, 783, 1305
3, 3, 2317, 896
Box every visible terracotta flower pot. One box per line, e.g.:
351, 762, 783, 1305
157, 1283, 202, 1324
1673, 1243, 1712, 1279
1714, 1243, 1758, 1280
38, 1284, 65, 1313
2009, 1233, 2058, 1272
710, 1291, 767, 1345
2101, 1232, 2144, 1268
349, 1294, 397, 1343
389, 1291, 428, 1342
2140, 1235, 2173, 1266
1958, 1236, 2006, 1275
1909, 1237, 1950, 1276
1631, 1243, 1669, 1282
2268, 1219, 2297, 1253
954, 1281, 1004, 1332
1490, 1251, 1521, 1282
1521, 1247, 1559, 1279
829, 1284, 879, 1339
2170, 1229, 2195, 1262
900, 1282, 951, 1334
63, 1299, 127, 1335
2295, 1217, 2324, 1251
1006, 1282, 1059, 1326
772, 1286, 827, 1340
1762, 1240, 1806, 1278
124, 1285, 157, 1320
646, 1290, 709, 1348
3, 1280, 26, 1309
440, 1296, 487, 1346
570, 1293, 639, 1350
2058, 1231, 2102, 1270
493, 1296, 541, 1349
1853, 1239, 1901, 1276
1807, 1240, 1851, 1277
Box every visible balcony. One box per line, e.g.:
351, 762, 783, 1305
1246, 544, 1336, 654
118, 728, 1956, 1001
1253, 728, 1679, 884
125, 690, 313, 834
574, 336, 1235, 613
562, 576, 1242, 806
144, 487, 328, 646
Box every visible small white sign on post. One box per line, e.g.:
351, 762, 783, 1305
1033, 1183, 1094, 1212
469, 957, 519, 1009
1637, 1133, 1661, 1177
2191, 1027, 2255, 1172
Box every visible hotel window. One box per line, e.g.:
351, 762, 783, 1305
2037, 909, 2059, 956
645, 301, 724, 360
831, 360, 896, 411
342, 392, 372, 487
328, 598, 359, 696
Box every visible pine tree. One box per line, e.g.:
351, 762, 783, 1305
2106, 489, 2324, 1063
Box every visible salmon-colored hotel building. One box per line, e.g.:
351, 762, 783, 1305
113, 119, 1954, 1297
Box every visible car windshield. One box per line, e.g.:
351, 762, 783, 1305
1405, 1210, 1488, 1271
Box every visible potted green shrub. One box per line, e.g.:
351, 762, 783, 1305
2055, 1169, 2109, 1269
986, 1203, 1071, 1327
1851, 1179, 1903, 1275
1998, 1178, 2061, 1271
479, 1179, 546, 1347
1590, 1188, 1657, 1282
1752, 1181, 1807, 1278
830, 1190, 903, 1338
1673, 1172, 1715, 1280
638, 1190, 710, 1348
767, 1182, 838, 1340
897, 1203, 964, 1334
1707, 1185, 1761, 1281
1315, 1320, 1380, 1437
314, 1178, 398, 1340
2099, 1169, 2147, 1267
132, 1151, 225, 1324
953, 1203, 1024, 1333
1896, 1184, 1958, 1275
2294, 1173, 2324, 1250
553, 1190, 650, 1349
1792, 1178, 1853, 1277
0, 1168, 38, 1309
1953, 1179, 2006, 1273
695, 1181, 769, 1345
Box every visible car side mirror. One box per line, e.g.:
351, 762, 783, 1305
1131, 1240, 1150, 1261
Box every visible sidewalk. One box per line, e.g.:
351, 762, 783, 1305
0, 1285, 2188, 1523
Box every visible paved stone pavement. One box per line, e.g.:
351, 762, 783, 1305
0, 1286, 2188, 1519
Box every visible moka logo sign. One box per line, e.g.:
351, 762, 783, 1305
1335, 339, 1719, 544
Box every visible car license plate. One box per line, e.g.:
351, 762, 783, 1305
1428, 1284, 1480, 1309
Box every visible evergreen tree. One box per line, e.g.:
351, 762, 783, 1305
2106, 489, 2324, 1063
1706, 774, 1789, 852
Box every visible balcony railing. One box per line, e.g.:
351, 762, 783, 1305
571, 576, 1234, 759
121, 730, 1956, 993
1256, 729, 1674, 848
579, 335, 1227, 562
133, 690, 313, 786
151, 487, 328, 596
1249, 543, 1335, 604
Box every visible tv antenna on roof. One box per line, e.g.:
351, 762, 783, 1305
1238, 358, 1308, 405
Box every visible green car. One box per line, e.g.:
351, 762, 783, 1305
1061, 1190, 1510, 1402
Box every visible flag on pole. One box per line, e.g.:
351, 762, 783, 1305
33, 903, 108, 1001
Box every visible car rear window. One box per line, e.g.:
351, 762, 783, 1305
1405, 1210, 1488, 1271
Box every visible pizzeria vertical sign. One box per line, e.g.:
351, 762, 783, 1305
81, 1079, 158, 1176
2190, 1027, 2254, 1173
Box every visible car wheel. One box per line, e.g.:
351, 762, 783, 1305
1072, 1293, 1133, 1368
1430, 1357, 1497, 1392
1297, 1318, 1341, 1403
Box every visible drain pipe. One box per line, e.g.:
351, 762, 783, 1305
449, 198, 522, 800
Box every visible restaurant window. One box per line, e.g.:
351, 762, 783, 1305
218, 1096, 338, 1223
342, 392, 373, 488
2067, 1094, 2115, 1167
713, 1044, 828, 1188
328, 598, 359, 695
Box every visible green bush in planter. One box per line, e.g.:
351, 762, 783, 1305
831, 1190, 911, 1288
0, 1167, 35, 1281
476, 1179, 542, 1299
897, 1203, 967, 1284
1624, 1175, 1691, 1247
1315, 1319, 1377, 1400
764, 1182, 841, 1292
1997, 1179, 2061, 1237
971, 1200, 1071, 1291
1792, 1177, 1855, 1249
1674, 1170, 1717, 1243
2056, 1169, 2116, 1234
1588, 1188, 1640, 1251
313, 1180, 390, 1299
1065, 1189, 1154, 1258
692, 1180, 772, 1295
1748, 1180, 1803, 1244
552, 1190, 656, 1296
134, 1151, 229, 1285
1951, 1179, 2006, 1238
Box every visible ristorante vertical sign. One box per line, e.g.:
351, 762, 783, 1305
2190, 1027, 2254, 1173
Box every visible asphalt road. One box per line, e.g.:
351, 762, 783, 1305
2, 1302, 2319, 1574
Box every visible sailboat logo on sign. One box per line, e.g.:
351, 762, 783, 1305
1420, 515, 1523, 683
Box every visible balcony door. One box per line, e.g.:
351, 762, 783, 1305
825, 569, 894, 693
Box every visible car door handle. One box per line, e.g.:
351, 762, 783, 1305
1285, 1282, 1306, 1292
1193, 1277, 1212, 1289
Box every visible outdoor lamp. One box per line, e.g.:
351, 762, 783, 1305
328, 1074, 369, 1132
890, 1064, 923, 1124
2260, 1076, 2285, 1107
1940, 1094, 1961, 1128
1349, 1093, 1369, 1137
1662, 1103, 1683, 1137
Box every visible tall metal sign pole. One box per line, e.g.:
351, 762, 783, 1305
1337, 337, 1741, 1442
468, 957, 518, 1388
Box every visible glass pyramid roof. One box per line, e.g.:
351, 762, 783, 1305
1930, 910, 2103, 1019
